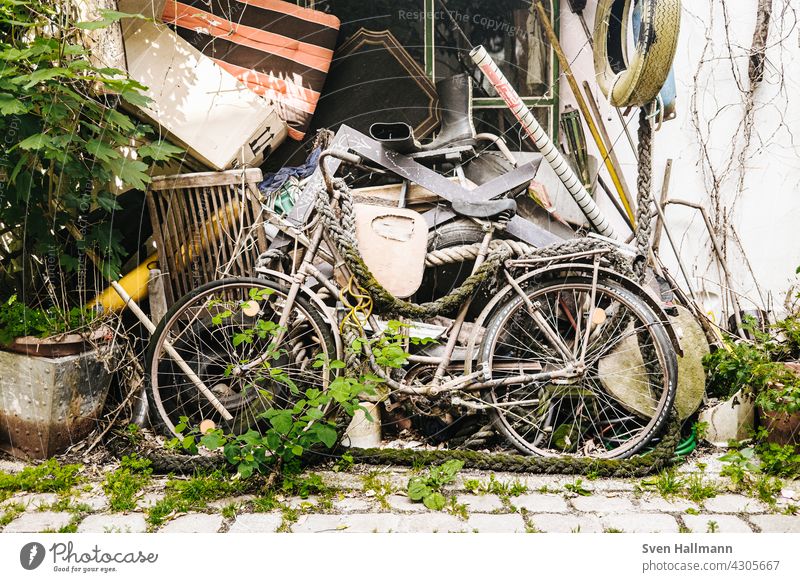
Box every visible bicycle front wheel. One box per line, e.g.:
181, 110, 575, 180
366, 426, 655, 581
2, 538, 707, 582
478, 275, 677, 459
145, 278, 338, 437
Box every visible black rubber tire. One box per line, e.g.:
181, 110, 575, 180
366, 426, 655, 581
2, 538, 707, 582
478, 275, 678, 459
144, 277, 337, 438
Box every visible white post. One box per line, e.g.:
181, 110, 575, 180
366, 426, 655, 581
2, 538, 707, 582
470, 45, 616, 239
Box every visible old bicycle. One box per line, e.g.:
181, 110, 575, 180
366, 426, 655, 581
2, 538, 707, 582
144, 125, 678, 460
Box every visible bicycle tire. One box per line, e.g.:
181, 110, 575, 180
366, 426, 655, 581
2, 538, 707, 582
478, 274, 677, 459
145, 277, 337, 438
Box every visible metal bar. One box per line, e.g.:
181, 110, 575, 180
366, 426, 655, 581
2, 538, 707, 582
651, 160, 673, 254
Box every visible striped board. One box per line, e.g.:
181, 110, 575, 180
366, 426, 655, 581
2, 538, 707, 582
161, 0, 340, 141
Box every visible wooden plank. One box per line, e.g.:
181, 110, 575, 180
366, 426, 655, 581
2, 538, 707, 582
150, 169, 263, 190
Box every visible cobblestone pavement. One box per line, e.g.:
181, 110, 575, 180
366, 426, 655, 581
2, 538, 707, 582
1, 454, 798, 534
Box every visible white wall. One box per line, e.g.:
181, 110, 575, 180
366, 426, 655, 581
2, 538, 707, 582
558, 0, 800, 324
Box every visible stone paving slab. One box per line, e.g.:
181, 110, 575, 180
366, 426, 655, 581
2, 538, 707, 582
2, 492, 59, 510
600, 513, 680, 533
78, 513, 148, 533
527, 513, 603, 533
386, 494, 427, 513
465, 513, 526, 533
636, 496, 699, 513
512, 494, 570, 513
3, 511, 73, 533
750, 515, 800, 533
702, 494, 769, 514
160, 513, 224, 533
571, 495, 635, 513
683, 514, 753, 533
332, 496, 375, 513
456, 494, 504, 512
292, 513, 400, 533
227, 513, 283, 533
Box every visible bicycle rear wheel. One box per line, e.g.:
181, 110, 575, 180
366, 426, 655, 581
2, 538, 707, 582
478, 274, 677, 459
145, 277, 337, 437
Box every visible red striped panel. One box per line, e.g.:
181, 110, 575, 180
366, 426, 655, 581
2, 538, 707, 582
164, 2, 335, 73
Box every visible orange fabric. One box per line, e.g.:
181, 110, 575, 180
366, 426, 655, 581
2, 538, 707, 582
163, 1, 335, 72
236, 0, 340, 29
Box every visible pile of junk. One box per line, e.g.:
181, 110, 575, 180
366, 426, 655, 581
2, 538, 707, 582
1, 0, 790, 468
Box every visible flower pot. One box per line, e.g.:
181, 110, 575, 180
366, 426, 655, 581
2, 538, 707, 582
0, 343, 115, 459
760, 408, 800, 446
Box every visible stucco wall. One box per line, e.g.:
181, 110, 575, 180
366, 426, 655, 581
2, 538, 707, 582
558, 0, 800, 323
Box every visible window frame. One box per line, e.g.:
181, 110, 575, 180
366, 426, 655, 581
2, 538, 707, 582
304, 0, 560, 139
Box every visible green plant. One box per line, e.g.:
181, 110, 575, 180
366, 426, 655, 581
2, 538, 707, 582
0, 502, 24, 527
706, 521, 719, 533
703, 314, 800, 414
361, 472, 394, 509
0, 2, 183, 302
220, 503, 238, 520
638, 468, 684, 498
0, 459, 83, 495
0, 294, 99, 343
103, 455, 152, 512
564, 479, 592, 496
720, 447, 760, 489
446, 496, 469, 520
407, 460, 464, 510
463, 474, 527, 497
756, 443, 800, 478
145, 471, 251, 527
684, 473, 718, 503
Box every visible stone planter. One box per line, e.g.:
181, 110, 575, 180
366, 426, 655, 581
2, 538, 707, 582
760, 361, 800, 446
0, 345, 115, 459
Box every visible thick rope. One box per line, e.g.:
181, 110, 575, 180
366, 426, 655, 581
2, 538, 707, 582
633, 108, 655, 279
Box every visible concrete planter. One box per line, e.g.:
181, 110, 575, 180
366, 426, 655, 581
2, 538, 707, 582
760, 362, 800, 445
0, 346, 114, 459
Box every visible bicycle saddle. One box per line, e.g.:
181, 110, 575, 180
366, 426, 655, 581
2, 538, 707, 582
450, 197, 517, 220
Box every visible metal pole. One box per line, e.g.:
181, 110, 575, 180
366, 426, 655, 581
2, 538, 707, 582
532, 0, 636, 226
470, 45, 615, 239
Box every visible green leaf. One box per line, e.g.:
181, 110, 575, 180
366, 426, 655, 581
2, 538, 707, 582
17, 133, 51, 150
86, 139, 120, 162
315, 424, 338, 448
96, 193, 122, 212
423, 492, 446, 511
138, 140, 183, 162
407, 478, 431, 502
200, 433, 226, 450
107, 157, 150, 191
269, 412, 293, 435
22, 67, 68, 89
291, 445, 304, 457
76, 10, 147, 31
0, 93, 27, 115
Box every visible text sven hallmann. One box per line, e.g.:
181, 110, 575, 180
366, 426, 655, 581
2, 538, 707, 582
642, 544, 733, 554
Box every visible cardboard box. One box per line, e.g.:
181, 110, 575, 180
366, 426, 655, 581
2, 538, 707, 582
121, 19, 287, 170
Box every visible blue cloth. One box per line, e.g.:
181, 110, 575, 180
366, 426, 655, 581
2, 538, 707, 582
258, 147, 322, 195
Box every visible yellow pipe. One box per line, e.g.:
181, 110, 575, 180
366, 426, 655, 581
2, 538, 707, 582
533, 1, 637, 226
88, 199, 243, 312
88, 252, 158, 312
